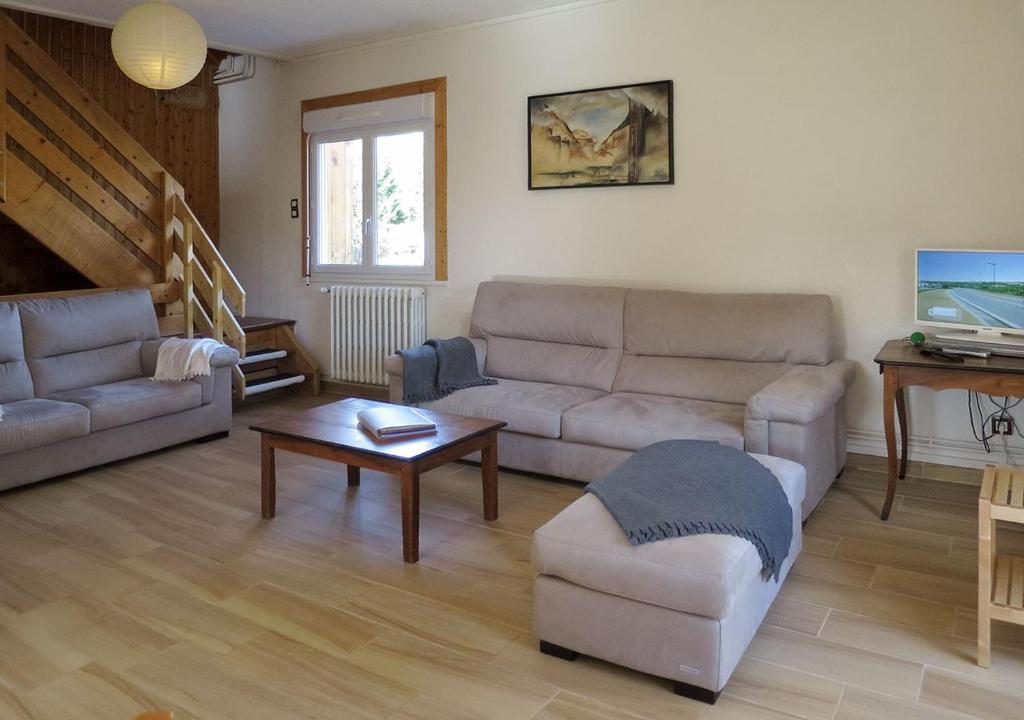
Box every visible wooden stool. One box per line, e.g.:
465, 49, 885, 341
978, 464, 1024, 667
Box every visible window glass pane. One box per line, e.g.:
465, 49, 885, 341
374, 131, 424, 266
316, 138, 363, 266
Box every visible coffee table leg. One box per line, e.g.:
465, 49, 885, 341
261, 434, 276, 519
482, 432, 498, 521
348, 465, 360, 488
400, 465, 420, 563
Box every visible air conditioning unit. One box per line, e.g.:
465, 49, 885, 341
214, 55, 256, 86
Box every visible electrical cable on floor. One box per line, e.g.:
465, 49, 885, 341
968, 391, 1024, 467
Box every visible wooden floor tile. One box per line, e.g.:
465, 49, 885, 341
28, 547, 150, 602
345, 584, 521, 660
790, 552, 877, 588
114, 582, 265, 654
226, 632, 412, 719
722, 656, 843, 720
21, 663, 173, 720
834, 538, 975, 581
489, 633, 705, 720
704, 696, 807, 719
870, 564, 976, 607
120, 545, 256, 603
920, 666, 1024, 720
819, 609, 1024, 688
532, 692, 652, 720
763, 597, 830, 636
779, 572, 955, 634
124, 643, 324, 719
221, 581, 383, 658
745, 625, 924, 700
834, 685, 975, 720
347, 629, 558, 720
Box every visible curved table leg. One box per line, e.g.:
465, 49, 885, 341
881, 370, 899, 520
895, 386, 909, 480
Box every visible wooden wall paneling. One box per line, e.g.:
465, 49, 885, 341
0, 15, 7, 204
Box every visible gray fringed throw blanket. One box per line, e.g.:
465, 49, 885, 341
398, 337, 497, 404
586, 440, 792, 580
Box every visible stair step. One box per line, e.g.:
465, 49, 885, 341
238, 348, 288, 366
238, 316, 297, 332
244, 371, 306, 395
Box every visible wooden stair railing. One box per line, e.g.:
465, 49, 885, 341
0, 14, 253, 392
170, 187, 248, 395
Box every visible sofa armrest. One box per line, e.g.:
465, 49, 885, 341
141, 339, 239, 376
191, 347, 238, 406
211, 345, 240, 368
384, 337, 487, 377
384, 337, 487, 404
746, 360, 856, 426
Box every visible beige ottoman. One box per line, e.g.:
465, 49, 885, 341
532, 453, 804, 704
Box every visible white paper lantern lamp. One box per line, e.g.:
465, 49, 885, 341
112, 1, 208, 90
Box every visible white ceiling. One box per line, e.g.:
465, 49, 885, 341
1, 0, 593, 59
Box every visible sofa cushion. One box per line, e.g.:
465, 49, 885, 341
0, 399, 90, 456
18, 289, 159, 396
613, 355, 790, 405
624, 289, 834, 365
29, 341, 146, 397
485, 337, 622, 392
48, 378, 202, 432
422, 379, 605, 439
470, 282, 627, 392
470, 281, 626, 348
532, 454, 805, 619
0, 303, 33, 403
562, 392, 745, 451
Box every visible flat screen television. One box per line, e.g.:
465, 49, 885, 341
916, 249, 1024, 347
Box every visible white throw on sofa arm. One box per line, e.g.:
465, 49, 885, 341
384, 337, 488, 404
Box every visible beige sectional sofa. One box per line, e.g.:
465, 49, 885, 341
386, 281, 856, 517
0, 289, 238, 492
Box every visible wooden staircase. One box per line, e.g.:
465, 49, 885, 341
0, 15, 317, 399
238, 317, 320, 397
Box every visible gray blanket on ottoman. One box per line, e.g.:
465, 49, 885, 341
399, 337, 497, 404
586, 440, 792, 580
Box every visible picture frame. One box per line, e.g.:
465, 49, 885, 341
528, 80, 673, 190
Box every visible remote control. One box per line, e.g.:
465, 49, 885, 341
940, 346, 992, 359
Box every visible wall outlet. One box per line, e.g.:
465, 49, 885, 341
290, 198, 299, 219
992, 417, 1014, 436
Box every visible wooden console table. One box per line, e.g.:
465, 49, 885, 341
874, 339, 1024, 520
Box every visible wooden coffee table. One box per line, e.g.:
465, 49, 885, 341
250, 398, 506, 563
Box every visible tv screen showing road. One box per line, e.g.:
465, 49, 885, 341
918, 251, 1024, 329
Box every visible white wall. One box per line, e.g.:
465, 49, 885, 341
219, 0, 1024, 465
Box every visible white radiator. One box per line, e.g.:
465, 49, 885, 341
328, 285, 426, 385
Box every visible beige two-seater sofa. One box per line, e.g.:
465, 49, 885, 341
386, 281, 856, 517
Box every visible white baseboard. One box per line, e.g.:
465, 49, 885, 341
846, 428, 1024, 469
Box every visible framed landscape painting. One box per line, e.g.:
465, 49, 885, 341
528, 80, 673, 190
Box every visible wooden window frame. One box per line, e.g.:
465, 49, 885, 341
301, 77, 447, 282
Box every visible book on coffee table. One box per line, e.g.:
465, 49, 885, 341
357, 406, 437, 439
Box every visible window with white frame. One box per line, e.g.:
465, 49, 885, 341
304, 91, 437, 280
